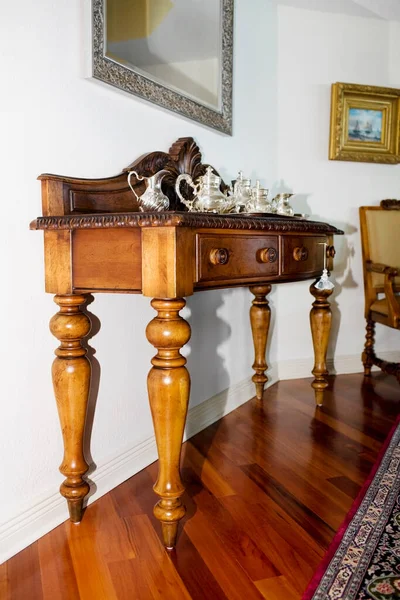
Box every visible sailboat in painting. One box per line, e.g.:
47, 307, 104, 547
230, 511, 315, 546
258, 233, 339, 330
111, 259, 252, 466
348, 109, 382, 143
352, 120, 361, 137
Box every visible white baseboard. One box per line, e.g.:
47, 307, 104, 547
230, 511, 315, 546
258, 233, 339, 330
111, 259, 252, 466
0, 434, 160, 565
0, 349, 395, 564
277, 349, 400, 380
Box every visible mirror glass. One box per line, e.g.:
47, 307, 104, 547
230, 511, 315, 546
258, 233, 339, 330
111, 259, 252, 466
105, 0, 222, 111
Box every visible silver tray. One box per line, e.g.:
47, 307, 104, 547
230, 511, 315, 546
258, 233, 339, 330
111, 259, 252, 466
239, 212, 308, 219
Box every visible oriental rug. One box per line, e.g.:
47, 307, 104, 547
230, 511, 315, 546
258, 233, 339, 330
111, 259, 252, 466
303, 415, 400, 600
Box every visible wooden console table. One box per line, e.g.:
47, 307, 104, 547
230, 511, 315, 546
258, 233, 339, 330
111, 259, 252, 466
31, 138, 343, 549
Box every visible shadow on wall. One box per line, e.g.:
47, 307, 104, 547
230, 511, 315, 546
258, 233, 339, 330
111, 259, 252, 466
185, 289, 232, 409
273, 177, 361, 365
314, 215, 359, 367
267, 176, 361, 369
269, 179, 312, 216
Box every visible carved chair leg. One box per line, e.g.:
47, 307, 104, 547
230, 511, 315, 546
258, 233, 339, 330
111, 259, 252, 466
49, 294, 92, 523
309, 284, 333, 407
362, 319, 375, 377
249, 285, 272, 401
146, 298, 191, 549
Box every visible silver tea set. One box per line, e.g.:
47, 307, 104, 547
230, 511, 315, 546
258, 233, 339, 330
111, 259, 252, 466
127, 167, 295, 216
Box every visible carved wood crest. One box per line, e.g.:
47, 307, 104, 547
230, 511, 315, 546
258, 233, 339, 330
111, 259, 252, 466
124, 137, 228, 211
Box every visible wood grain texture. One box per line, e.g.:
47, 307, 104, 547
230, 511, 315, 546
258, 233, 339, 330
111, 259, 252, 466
141, 228, 195, 298
310, 283, 333, 406
4, 373, 398, 599
282, 236, 326, 275
146, 298, 191, 548
249, 285, 272, 400
72, 229, 142, 292
196, 234, 279, 283
44, 230, 72, 294
38, 524, 79, 599
49, 294, 92, 523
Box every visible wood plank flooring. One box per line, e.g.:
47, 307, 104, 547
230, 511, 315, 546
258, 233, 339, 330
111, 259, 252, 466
2, 373, 399, 599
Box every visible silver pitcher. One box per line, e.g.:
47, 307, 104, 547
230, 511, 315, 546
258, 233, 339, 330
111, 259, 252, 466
127, 169, 170, 212
175, 166, 235, 213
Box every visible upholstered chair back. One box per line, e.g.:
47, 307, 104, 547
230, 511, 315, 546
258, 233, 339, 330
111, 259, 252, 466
361, 207, 400, 289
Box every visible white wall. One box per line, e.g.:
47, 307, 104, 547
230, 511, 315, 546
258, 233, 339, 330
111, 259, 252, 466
389, 21, 400, 86
276, 6, 400, 367
0, 0, 278, 562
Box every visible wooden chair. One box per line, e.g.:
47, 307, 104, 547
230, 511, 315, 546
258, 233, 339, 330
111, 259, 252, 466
359, 200, 400, 382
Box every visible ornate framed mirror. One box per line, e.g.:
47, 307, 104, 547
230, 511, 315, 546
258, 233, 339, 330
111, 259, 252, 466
89, 0, 234, 135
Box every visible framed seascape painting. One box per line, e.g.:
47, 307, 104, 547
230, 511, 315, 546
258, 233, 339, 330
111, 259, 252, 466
329, 82, 400, 164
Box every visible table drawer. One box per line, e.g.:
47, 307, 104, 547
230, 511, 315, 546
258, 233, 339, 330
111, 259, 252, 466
196, 234, 279, 283
281, 236, 326, 275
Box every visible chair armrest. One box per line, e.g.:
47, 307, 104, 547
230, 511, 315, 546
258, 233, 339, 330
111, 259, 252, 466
366, 261, 399, 276
366, 262, 400, 327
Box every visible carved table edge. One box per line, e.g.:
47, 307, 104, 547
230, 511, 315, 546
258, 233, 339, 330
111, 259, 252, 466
30, 212, 344, 234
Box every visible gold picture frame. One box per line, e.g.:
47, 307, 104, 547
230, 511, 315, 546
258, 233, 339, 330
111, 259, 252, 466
329, 82, 400, 164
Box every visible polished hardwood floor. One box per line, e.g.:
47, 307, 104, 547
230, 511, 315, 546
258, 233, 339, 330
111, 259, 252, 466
1, 373, 399, 599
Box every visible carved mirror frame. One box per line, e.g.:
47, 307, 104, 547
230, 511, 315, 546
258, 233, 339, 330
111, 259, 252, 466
89, 0, 234, 135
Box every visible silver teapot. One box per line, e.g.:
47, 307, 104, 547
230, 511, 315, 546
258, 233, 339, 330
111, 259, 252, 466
175, 166, 234, 213
127, 169, 170, 212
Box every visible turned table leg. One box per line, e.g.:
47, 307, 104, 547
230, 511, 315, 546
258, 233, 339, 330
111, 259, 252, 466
249, 285, 272, 401
146, 298, 191, 549
309, 284, 333, 407
49, 294, 92, 523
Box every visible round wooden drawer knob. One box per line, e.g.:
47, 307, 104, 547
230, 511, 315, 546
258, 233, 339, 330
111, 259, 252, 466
326, 245, 336, 258
209, 248, 229, 265
258, 247, 278, 263
293, 246, 309, 262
